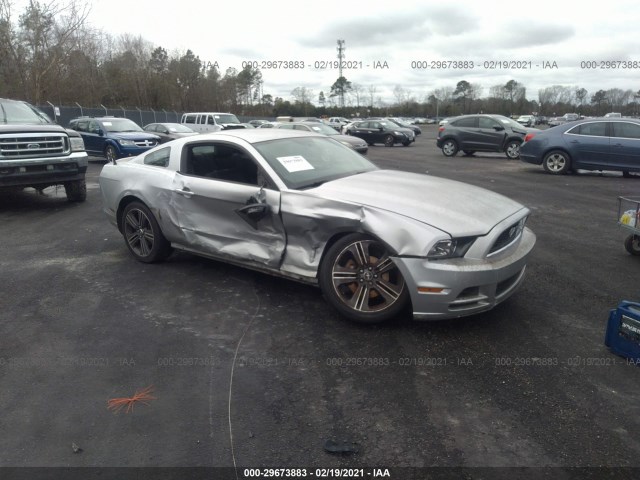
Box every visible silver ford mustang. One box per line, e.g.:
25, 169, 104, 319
99, 129, 535, 323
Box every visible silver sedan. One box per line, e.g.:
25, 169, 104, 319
99, 129, 535, 323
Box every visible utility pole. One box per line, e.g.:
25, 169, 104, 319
337, 39, 345, 108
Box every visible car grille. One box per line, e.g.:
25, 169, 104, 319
134, 139, 157, 148
0, 133, 69, 159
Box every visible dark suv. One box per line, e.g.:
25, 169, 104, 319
0, 98, 88, 202
68, 117, 160, 162
436, 114, 538, 159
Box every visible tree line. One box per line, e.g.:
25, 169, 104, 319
1, 0, 639, 119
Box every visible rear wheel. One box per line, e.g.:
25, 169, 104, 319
384, 135, 395, 147
121, 201, 172, 263
64, 179, 86, 203
505, 140, 522, 160
319, 234, 409, 323
543, 150, 571, 174
441, 139, 458, 157
625, 235, 640, 255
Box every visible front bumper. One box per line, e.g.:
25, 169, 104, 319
393, 228, 536, 320
0, 152, 88, 187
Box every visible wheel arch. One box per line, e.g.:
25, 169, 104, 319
315, 230, 399, 280
116, 195, 149, 233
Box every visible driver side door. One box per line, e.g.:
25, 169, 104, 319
170, 141, 286, 269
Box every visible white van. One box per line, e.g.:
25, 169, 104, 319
180, 112, 245, 133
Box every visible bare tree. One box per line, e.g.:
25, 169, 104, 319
367, 84, 377, 107
0, 0, 91, 103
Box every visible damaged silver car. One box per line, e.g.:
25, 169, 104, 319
99, 129, 536, 323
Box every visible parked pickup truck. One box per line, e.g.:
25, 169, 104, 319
0, 98, 88, 202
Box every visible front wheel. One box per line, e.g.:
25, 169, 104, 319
441, 139, 458, 157
318, 234, 409, 323
64, 179, 86, 202
105, 145, 118, 163
384, 135, 395, 147
121, 201, 172, 263
625, 235, 640, 255
543, 150, 571, 174
505, 140, 521, 160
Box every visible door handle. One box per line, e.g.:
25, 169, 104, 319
173, 188, 195, 198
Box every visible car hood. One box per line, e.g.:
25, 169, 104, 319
109, 132, 160, 140
0, 124, 65, 134
310, 170, 526, 237
331, 134, 367, 146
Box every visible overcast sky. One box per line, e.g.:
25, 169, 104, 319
82, 0, 640, 105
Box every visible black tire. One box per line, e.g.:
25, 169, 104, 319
121, 201, 172, 263
441, 139, 458, 157
462, 150, 476, 156
505, 140, 521, 160
318, 233, 409, 323
622, 171, 638, 178
624, 235, 640, 255
384, 135, 395, 147
542, 150, 571, 175
64, 179, 86, 203
105, 145, 118, 163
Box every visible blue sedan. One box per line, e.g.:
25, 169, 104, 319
520, 118, 640, 176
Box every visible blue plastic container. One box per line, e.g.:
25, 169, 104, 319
605, 301, 640, 363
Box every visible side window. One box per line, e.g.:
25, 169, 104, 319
370, 122, 380, 129
144, 147, 171, 167
571, 122, 607, 137
183, 143, 260, 185
279, 124, 295, 130
184, 115, 195, 124
145, 124, 157, 132
198, 115, 206, 125
478, 117, 499, 129
74, 121, 87, 132
293, 125, 310, 131
208, 115, 216, 125
612, 122, 640, 139
89, 121, 100, 134
452, 117, 477, 128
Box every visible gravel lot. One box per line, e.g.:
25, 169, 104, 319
2, 125, 640, 478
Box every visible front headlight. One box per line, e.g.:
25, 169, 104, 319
393, 131, 403, 136
69, 137, 85, 152
118, 139, 136, 146
427, 237, 476, 259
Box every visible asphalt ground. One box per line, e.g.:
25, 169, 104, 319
1, 125, 640, 479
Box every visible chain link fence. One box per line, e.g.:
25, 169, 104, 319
37, 103, 184, 128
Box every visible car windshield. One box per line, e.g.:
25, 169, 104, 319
253, 136, 377, 190
100, 119, 143, 132
214, 114, 240, 124
305, 123, 339, 135
0, 100, 52, 124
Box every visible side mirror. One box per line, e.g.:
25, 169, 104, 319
378, 127, 384, 131
97, 128, 104, 136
